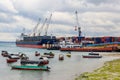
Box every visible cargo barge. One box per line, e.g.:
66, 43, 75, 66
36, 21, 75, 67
60, 42, 120, 52
60, 46, 115, 52
59, 11, 120, 52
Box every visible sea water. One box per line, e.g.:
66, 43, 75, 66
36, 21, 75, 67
0, 42, 119, 80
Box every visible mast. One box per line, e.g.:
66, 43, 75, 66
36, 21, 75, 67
75, 11, 81, 37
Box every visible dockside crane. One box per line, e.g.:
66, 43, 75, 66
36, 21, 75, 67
44, 13, 52, 36
38, 18, 47, 36
75, 11, 81, 37
31, 18, 41, 36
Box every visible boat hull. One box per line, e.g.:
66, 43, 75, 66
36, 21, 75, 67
6, 59, 17, 63
89, 52, 99, 55
16, 36, 57, 49
66, 54, 71, 57
11, 65, 50, 71
82, 55, 102, 58
60, 47, 114, 52
16, 44, 43, 48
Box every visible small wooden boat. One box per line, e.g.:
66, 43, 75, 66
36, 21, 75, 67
66, 52, 71, 57
6, 59, 18, 63
44, 52, 54, 56
66, 53, 71, 57
59, 54, 64, 60
21, 60, 39, 64
35, 53, 40, 56
82, 55, 102, 58
21, 60, 49, 65
11, 65, 50, 71
34, 51, 40, 56
1, 51, 9, 57
8, 55, 20, 59
41, 55, 54, 58
89, 52, 99, 55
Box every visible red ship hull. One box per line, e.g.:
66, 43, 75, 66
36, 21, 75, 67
16, 44, 44, 48
60, 47, 114, 52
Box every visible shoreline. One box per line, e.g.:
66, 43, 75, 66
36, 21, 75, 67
74, 53, 120, 80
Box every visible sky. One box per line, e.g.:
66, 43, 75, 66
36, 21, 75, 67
0, 0, 120, 41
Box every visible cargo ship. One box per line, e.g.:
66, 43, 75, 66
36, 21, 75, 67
16, 34, 57, 48
16, 14, 57, 48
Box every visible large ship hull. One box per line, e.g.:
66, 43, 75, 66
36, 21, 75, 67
16, 36, 57, 48
16, 44, 43, 48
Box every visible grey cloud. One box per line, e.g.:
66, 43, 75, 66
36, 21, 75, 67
0, 13, 16, 23
0, 0, 120, 40
0, 25, 30, 33
85, 0, 120, 5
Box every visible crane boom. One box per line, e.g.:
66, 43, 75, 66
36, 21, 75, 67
45, 13, 52, 36
32, 18, 41, 36
75, 11, 81, 37
38, 18, 47, 36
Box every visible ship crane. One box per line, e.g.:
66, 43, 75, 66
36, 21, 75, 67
44, 13, 52, 36
38, 18, 47, 36
32, 18, 41, 36
75, 11, 81, 37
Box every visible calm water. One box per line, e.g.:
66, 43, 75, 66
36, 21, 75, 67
0, 42, 119, 80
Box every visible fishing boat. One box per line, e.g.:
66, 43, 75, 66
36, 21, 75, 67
59, 54, 64, 60
8, 55, 20, 59
41, 55, 54, 58
66, 53, 71, 57
35, 53, 40, 56
11, 65, 50, 71
21, 59, 49, 65
35, 51, 40, 56
89, 52, 99, 55
82, 55, 102, 58
6, 59, 18, 63
66, 52, 71, 57
21, 60, 39, 64
44, 52, 54, 56
1, 51, 9, 57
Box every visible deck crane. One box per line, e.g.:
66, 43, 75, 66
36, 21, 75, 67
44, 13, 52, 36
38, 18, 47, 36
32, 18, 41, 36
75, 11, 81, 37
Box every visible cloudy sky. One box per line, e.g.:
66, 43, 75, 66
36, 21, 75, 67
0, 0, 120, 41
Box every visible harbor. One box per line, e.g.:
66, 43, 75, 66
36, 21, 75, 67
0, 0, 120, 80
0, 42, 120, 80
